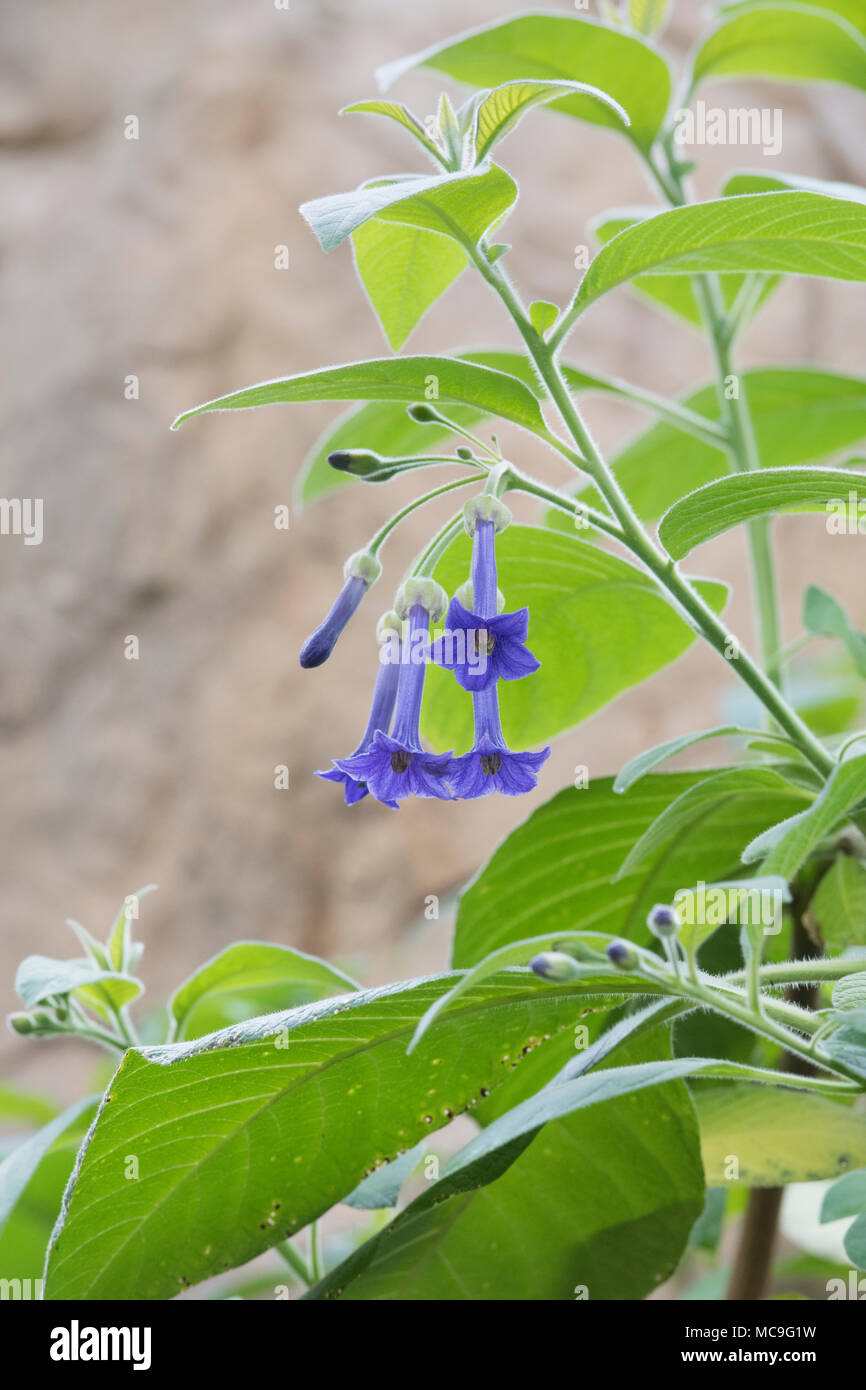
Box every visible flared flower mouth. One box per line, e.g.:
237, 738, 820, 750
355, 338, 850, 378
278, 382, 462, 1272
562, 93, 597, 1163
447, 737, 550, 799
337, 731, 452, 803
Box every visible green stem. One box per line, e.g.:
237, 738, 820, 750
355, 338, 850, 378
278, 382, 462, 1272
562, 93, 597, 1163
276, 1240, 312, 1287
309, 1221, 323, 1283
368, 476, 480, 557
464, 241, 834, 779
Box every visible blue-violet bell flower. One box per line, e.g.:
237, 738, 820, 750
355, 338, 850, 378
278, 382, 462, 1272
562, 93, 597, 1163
446, 497, 550, 798
430, 501, 539, 691
316, 611, 402, 807
299, 549, 381, 668
335, 579, 453, 805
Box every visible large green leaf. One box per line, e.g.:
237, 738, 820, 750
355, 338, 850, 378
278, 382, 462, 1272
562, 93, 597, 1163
307, 1050, 825, 1300
451, 773, 806, 969
171, 355, 547, 436
616, 767, 811, 878
352, 220, 468, 351
168, 942, 358, 1042
307, 1034, 703, 1301
300, 164, 517, 255
693, 5, 866, 95
591, 210, 779, 329
749, 744, 866, 878
422, 525, 727, 753
0, 1097, 97, 1236
44, 973, 608, 1300
658, 465, 866, 559
724, 168, 866, 204
0, 1101, 98, 1288
377, 13, 671, 154
565, 368, 866, 528
575, 192, 866, 313
293, 348, 713, 511
721, 0, 866, 39
695, 1084, 866, 1185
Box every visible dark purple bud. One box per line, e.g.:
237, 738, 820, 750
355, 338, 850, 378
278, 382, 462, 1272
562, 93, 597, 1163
299, 550, 381, 669
647, 903, 681, 939
606, 940, 639, 971
530, 951, 582, 983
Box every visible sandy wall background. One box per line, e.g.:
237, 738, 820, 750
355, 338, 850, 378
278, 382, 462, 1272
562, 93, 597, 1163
2, 0, 865, 1101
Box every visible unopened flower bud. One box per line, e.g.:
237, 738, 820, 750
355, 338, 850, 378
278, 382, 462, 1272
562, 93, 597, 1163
456, 447, 474, 461
647, 904, 681, 939
406, 402, 446, 425
530, 951, 583, 983
607, 940, 639, 971
299, 549, 381, 669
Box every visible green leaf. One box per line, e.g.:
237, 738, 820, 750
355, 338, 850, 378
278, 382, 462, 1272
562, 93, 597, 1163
566, 368, 866, 529
575, 192, 866, 314
658, 465, 866, 560
747, 743, 866, 878
807, 855, 866, 952
422, 525, 728, 752
630, 0, 671, 34
452, 773, 806, 969
0, 1100, 98, 1288
14, 955, 142, 1012
721, 1, 866, 39
44, 973, 610, 1300
377, 13, 671, 154
307, 1050, 827, 1300
591, 210, 779, 329
294, 346, 723, 511
307, 1034, 704, 1301
300, 164, 517, 255
340, 100, 444, 165
342, 1140, 426, 1211
821, 1167, 866, 1221
614, 724, 796, 793
352, 220, 468, 351
0, 1097, 97, 1236
171, 355, 547, 436
695, 1084, 866, 1185
804, 584, 866, 677
168, 942, 359, 1042
616, 768, 810, 879
693, 5, 866, 95
529, 299, 559, 337
724, 168, 866, 204
470, 79, 629, 162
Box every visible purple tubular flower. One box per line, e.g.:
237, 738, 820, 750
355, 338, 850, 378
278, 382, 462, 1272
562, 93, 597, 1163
316, 621, 402, 807
335, 590, 452, 805
300, 550, 381, 669
447, 679, 549, 799
431, 518, 539, 690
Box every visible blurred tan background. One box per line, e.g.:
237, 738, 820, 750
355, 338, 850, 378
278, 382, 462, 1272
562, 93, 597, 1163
2, 0, 866, 1101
